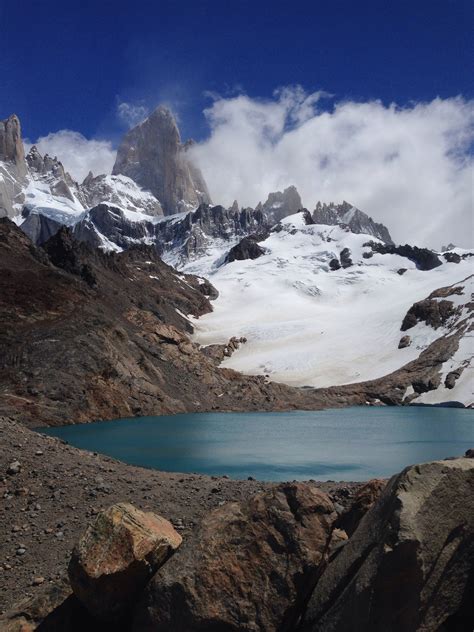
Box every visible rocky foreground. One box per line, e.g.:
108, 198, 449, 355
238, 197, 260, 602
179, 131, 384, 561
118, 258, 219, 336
0, 415, 360, 616
1, 418, 472, 631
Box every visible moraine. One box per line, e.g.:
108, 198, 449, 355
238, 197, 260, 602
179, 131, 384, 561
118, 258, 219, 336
39, 406, 473, 481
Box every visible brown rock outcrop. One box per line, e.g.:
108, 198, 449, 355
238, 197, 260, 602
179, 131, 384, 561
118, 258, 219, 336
68, 503, 182, 621
133, 483, 336, 631
303, 457, 474, 631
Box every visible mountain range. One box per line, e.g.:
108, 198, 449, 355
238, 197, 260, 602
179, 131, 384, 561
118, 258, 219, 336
0, 107, 472, 417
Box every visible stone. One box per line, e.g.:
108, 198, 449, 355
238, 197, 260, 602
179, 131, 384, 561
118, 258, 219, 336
32, 577, 45, 586
445, 368, 464, 389
68, 502, 182, 621
0, 578, 95, 632
134, 483, 336, 631
303, 457, 474, 631
398, 334, 411, 349
7, 461, 21, 475
336, 479, 386, 537
225, 235, 266, 263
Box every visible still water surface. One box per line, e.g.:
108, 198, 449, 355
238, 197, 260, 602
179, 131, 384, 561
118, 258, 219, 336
40, 406, 473, 481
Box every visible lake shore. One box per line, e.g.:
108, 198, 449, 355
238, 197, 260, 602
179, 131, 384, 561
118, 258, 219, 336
0, 416, 364, 613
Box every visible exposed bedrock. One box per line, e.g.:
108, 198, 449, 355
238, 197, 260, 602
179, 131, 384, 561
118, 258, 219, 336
302, 457, 474, 632
133, 483, 336, 631
364, 241, 442, 270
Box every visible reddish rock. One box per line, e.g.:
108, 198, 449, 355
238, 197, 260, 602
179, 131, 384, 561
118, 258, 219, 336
68, 502, 182, 621
336, 478, 386, 536
133, 483, 336, 631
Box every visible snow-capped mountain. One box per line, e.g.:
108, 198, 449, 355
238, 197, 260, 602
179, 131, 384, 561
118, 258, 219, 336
0, 107, 208, 226
187, 213, 473, 406
2, 107, 472, 407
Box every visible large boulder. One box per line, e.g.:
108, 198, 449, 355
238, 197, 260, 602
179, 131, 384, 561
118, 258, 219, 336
303, 457, 474, 631
336, 478, 386, 537
68, 503, 182, 621
133, 483, 337, 631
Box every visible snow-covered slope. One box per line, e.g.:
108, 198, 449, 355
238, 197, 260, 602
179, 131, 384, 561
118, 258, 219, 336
188, 213, 473, 405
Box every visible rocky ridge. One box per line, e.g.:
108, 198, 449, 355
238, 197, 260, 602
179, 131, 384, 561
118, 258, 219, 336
312, 200, 394, 244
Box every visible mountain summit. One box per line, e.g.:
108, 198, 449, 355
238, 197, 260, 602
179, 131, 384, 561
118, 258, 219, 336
112, 106, 212, 215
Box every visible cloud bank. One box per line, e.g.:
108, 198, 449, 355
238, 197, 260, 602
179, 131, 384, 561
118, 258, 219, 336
25, 131, 116, 183
190, 88, 474, 247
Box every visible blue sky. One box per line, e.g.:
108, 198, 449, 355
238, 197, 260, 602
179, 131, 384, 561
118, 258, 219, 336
1, 0, 472, 142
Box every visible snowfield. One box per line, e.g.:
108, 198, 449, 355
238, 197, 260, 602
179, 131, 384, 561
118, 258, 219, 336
187, 214, 473, 404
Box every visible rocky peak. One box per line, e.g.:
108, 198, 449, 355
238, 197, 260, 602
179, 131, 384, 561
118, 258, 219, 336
112, 105, 211, 215
262, 185, 303, 223
0, 114, 27, 177
312, 200, 394, 244
26, 146, 70, 182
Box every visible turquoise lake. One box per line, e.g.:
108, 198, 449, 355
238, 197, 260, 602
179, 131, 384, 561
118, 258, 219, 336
39, 406, 473, 481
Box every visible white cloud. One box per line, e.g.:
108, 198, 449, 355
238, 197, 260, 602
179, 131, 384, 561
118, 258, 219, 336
117, 101, 149, 128
190, 88, 474, 248
25, 131, 116, 182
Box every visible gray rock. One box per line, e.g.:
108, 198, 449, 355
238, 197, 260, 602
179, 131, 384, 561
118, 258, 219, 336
398, 335, 411, 349
0, 114, 27, 218
7, 461, 21, 475
303, 457, 474, 632
312, 200, 394, 245
261, 185, 302, 223
0, 115, 27, 177
112, 106, 211, 215
445, 368, 464, 389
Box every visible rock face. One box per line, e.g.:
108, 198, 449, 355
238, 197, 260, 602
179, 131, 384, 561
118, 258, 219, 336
71, 202, 269, 264
112, 106, 211, 215
0, 114, 28, 217
401, 298, 459, 331
312, 201, 394, 245
225, 235, 267, 263
262, 185, 303, 223
336, 479, 386, 537
0, 114, 27, 175
134, 483, 336, 631
303, 457, 474, 631
364, 241, 442, 270
68, 503, 182, 621
20, 210, 64, 245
